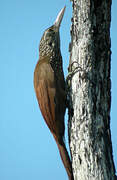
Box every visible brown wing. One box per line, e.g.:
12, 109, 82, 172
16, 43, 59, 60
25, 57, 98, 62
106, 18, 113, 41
34, 61, 57, 134
36, 80, 57, 134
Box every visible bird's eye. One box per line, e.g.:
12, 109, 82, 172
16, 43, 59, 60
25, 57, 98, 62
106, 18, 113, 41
49, 29, 53, 32
49, 29, 55, 35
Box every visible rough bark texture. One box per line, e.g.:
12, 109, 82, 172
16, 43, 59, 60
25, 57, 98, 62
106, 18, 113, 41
68, 0, 116, 179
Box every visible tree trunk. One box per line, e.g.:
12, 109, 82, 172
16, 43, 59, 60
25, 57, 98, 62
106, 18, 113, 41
68, 0, 116, 179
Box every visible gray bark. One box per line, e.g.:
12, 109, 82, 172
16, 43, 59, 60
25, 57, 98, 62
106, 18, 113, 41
68, 0, 116, 179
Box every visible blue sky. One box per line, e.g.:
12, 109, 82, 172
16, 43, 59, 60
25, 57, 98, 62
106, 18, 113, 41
0, 0, 116, 180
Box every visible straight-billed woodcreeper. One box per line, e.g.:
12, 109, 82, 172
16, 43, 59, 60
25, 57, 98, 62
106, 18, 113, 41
34, 7, 74, 180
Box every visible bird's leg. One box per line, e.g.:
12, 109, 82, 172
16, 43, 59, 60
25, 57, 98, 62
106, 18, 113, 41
65, 61, 85, 116
67, 61, 84, 81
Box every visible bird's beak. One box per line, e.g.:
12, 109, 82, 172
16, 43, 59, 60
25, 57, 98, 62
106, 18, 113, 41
54, 6, 66, 29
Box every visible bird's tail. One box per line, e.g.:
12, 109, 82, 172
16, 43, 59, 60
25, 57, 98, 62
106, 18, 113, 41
53, 134, 74, 180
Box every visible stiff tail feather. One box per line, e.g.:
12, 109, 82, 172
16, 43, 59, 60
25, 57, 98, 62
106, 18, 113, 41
53, 134, 74, 180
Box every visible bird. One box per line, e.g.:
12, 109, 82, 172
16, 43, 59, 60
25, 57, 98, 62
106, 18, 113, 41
34, 6, 74, 180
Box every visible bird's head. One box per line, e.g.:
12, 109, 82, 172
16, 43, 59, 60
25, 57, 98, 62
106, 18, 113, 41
39, 6, 66, 58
